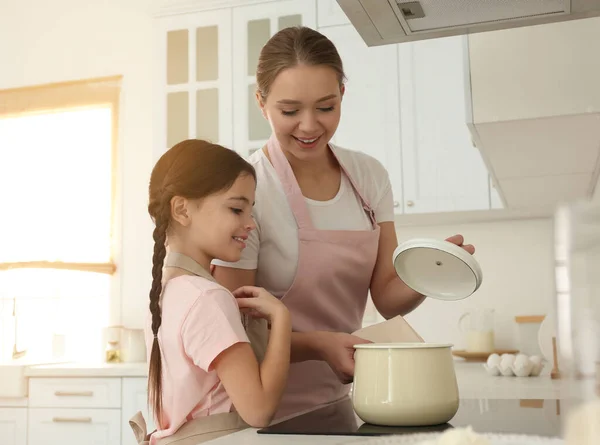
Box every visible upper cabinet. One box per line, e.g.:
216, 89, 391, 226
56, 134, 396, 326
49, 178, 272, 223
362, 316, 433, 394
155, 0, 315, 161
155, 9, 233, 160
318, 24, 492, 214
398, 36, 491, 214
232, 0, 317, 158
155, 0, 496, 218
319, 24, 404, 212
317, 0, 350, 28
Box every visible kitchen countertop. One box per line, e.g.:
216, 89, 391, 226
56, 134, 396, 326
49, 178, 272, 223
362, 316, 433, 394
22, 359, 573, 399
21, 359, 579, 397
24, 361, 148, 377
200, 361, 583, 445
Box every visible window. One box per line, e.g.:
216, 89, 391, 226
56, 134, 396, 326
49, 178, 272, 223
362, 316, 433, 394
0, 77, 120, 362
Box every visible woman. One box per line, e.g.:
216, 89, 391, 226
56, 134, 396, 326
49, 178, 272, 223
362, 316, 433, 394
212, 26, 475, 419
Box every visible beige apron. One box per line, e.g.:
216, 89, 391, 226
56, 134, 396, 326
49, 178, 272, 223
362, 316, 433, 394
129, 252, 269, 445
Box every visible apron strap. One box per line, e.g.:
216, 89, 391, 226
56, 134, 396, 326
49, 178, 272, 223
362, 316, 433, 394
164, 252, 216, 283
266, 135, 378, 230
331, 148, 378, 230
267, 135, 314, 230
129, 411, 150, 444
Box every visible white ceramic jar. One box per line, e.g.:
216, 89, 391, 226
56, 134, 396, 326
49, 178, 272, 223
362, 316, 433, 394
352, 343, 459, 426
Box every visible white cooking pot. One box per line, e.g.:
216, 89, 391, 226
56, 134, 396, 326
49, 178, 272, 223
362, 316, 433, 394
352, 342, 459, 426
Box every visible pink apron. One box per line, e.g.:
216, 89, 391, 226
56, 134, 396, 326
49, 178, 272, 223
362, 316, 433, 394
266, 135, 381, 419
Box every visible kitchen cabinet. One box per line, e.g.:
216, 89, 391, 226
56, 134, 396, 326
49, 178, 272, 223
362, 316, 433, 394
156, 0, 495, 217
318, 25, 492, 214
121, 378, 153, 445
27, 377, 121, 445
319, 24, 404, 211
317, 0, 351, 28
28, 377, 121, 409
397, 35, 491, 214
21, 376, 151, 445
154, 0, 316, 161
154, 8, 234, 160
28, 408, 121, 445
232, 0, 317, 158
0, 408, 27, 445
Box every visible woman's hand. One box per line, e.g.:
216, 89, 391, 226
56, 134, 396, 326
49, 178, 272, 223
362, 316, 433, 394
315, 331, 371, 384
233, 285, 289, 322
445, 234, 475, 255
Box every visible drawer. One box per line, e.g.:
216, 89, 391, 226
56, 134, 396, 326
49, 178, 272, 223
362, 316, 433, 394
29, 378, 121, 408
28, 408, 121, 445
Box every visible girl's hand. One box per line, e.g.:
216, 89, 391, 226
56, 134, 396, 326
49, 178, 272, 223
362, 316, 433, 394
233, 286, 288, 321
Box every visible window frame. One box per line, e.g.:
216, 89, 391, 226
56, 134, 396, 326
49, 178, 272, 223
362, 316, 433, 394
0, 75, 121, 275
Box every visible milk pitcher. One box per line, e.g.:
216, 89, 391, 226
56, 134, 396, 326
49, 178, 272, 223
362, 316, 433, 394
458, 308, 495, 353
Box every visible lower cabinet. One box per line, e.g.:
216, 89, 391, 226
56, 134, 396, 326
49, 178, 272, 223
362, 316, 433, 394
121, 378, 154, 445
28, 408, 121, 445
22, 376, 152, 445
0, 407, 27, 445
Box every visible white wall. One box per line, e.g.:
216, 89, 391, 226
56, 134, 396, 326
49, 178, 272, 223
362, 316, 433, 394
399, 218, 556, 351
0, 0, 156, 327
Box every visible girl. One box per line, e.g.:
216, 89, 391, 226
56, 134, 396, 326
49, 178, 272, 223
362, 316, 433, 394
129, 139, 291, 445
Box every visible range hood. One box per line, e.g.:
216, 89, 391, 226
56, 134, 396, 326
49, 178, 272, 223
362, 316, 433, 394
337, 0, 600, 47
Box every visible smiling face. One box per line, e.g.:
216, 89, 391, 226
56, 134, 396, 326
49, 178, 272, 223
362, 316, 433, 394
170, 172, 257, 267
257, 64, 344, 163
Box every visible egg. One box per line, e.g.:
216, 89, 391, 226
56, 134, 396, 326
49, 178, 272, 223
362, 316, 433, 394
498, 354, 516, 376
530, 355, 542, 365
500, 353, 516, 368
485, 354, 543, 378
486, 353, 501, 368
514, 354, 530, 368
529, 355, 544, 376
513, 354, 534, 377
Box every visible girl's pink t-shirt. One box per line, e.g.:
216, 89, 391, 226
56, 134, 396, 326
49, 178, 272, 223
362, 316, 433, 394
145, 275, 250, 444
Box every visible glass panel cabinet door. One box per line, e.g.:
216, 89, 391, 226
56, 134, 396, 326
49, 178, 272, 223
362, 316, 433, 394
156, 9, 232, 160
233, 1, 316, 159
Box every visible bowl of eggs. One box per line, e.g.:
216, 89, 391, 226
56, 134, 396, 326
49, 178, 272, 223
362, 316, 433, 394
483, 353, 545, 377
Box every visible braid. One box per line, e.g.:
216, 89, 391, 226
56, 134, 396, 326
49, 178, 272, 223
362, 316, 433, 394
147, 217, 168, 428
150, 221, 167, 333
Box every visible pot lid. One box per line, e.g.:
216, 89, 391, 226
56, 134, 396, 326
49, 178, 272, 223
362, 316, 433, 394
393, 238, 483, 301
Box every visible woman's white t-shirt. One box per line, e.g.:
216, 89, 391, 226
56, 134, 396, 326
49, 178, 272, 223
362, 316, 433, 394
212, 144, 395, 297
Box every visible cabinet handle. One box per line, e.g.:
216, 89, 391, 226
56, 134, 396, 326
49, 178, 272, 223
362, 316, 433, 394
54, 391, 94, 397
393, 201, 400, 208
406, 200, 414, 207
52, 417, 92, 423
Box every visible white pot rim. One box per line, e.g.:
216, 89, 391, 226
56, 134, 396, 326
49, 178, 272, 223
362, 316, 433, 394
354, 342, 454, 349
